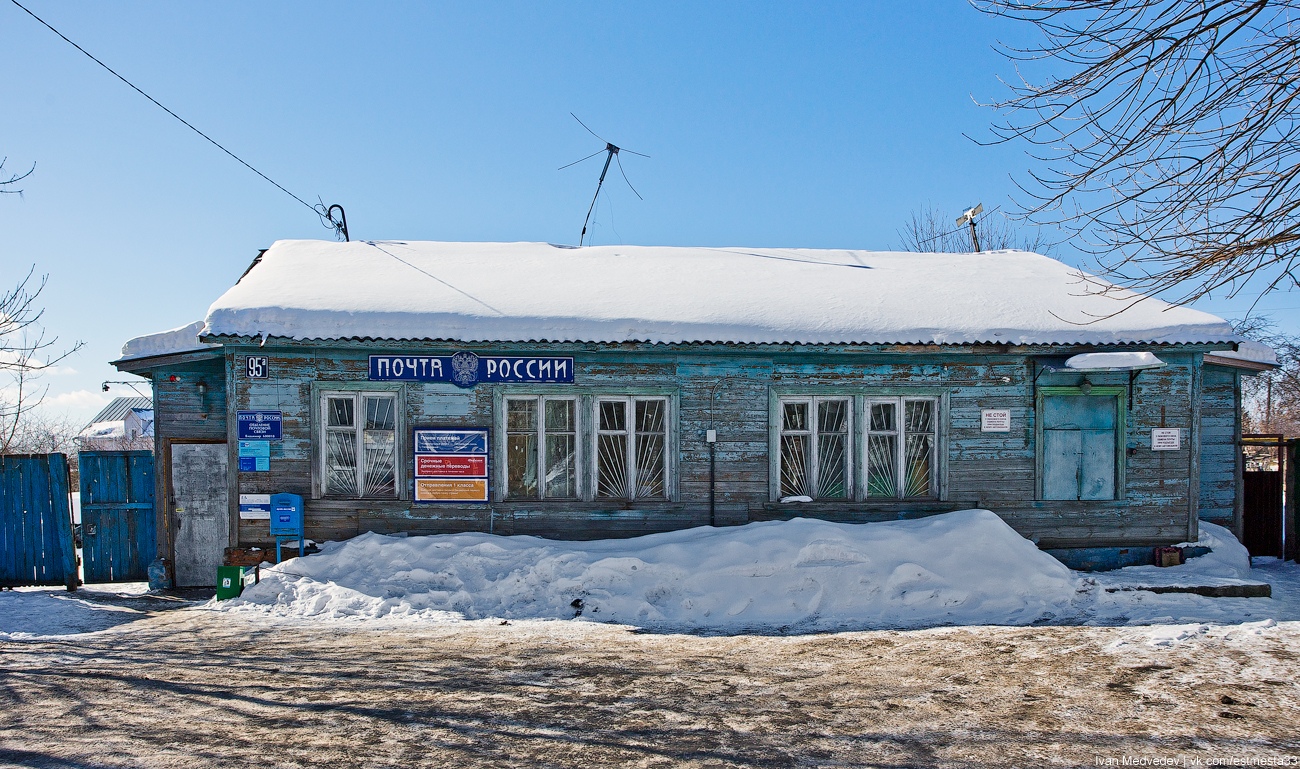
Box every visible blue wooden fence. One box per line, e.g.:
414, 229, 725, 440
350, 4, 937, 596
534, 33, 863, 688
79, 451, 156, 583
0, 454, 77, 589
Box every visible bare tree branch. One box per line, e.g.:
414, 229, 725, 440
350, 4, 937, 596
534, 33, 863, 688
0, 156, 35, 196
1232, 317, 1300, 436
1, 267, 84, 454
976, 0, 1300, 304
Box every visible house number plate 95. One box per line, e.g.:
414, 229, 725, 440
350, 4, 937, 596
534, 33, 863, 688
246, 356, 268, 379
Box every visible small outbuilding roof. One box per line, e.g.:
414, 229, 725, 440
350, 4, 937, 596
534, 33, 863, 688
85, 396, 152, 425
189, 240, 1238, 347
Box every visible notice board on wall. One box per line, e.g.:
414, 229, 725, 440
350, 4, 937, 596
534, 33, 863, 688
413, 427, 489, 503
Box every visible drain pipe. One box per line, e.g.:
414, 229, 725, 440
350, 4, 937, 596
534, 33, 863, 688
706, 377, 740, 527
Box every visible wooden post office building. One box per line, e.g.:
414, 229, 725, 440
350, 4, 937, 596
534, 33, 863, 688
113, 240, 1270, 584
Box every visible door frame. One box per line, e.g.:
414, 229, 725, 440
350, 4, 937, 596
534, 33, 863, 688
161, 438, 229, 585
1035, 385, 1127, 501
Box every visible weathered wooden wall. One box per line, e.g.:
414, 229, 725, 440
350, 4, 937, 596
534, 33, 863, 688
214, 341, 1231, 552
1198, 364, 1240, 530
116, 353, 227, 579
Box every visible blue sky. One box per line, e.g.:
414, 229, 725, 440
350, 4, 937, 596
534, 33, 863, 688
2, 1, 1295, 424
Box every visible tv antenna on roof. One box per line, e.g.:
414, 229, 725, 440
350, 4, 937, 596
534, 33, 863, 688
560, 113, 649, 246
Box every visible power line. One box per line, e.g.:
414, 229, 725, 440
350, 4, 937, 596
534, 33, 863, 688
11, 0, 323, 221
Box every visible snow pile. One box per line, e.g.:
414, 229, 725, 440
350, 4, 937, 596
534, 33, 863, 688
1095, 521, 1253, 589
225, 509, 1081, 632
119, 320, 216, 361
200, 240, 1238, 346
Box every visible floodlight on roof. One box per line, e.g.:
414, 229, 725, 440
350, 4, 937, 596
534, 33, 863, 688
955, 203, 984, 225
955, 203, 984, 252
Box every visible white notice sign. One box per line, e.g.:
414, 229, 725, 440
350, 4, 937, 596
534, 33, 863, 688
239, 493, 271, 520
1151, 428, 1181, 451
981, 409, 1011, 432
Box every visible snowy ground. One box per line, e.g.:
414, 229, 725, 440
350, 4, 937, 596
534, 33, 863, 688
2, 513, 1299, 767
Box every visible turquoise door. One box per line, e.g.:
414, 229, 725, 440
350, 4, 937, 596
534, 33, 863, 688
1042, 395, 1117, 501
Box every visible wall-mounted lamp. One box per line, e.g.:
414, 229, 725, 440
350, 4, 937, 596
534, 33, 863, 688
1080, 378, 1093, 395
197, 381, 208, 397
102, 380, 149, 397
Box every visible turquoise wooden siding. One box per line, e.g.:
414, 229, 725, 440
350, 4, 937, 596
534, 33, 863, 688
213, 342, 1229, 550
1198, 364, 1240, 527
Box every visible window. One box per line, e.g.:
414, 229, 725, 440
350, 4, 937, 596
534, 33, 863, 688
865, 398, 936, 499
779, 397, 851, 499
596, 397, 668, 500
505, 397, 577, 499
1039, 389, 1123, 500
321, 392, 397, 498
774, 395, 939, 501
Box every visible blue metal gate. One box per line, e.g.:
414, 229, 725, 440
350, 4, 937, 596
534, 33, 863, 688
0, 454, 77, 589
79, 451, 156, 582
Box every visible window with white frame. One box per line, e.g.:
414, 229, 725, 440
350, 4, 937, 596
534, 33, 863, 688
596, 397, 668, 500
321, 392, 397, 498
779, 397, 851, 499
505, 396, 577, 499
865, 397, 936, 499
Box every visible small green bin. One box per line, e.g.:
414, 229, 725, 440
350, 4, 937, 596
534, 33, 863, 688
216, 566, 248, 601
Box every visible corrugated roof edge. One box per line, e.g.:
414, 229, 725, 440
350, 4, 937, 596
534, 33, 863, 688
198, 333, 1241, 348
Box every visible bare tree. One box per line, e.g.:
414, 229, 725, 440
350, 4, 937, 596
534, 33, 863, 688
977, 1, 1300, 306
1233, 317, 1300, 437
1, 268, 83, 453
897, 205, 1053, 253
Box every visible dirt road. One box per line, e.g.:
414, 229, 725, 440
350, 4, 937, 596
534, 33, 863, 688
2, 605, 1298, 768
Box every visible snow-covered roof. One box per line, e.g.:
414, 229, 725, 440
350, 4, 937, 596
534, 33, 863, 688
78, 420, 126, 440
119, 320, 219, 361
198, 240, 1238, 347
86, 396, 152, 425
1209, 340, 1278, 366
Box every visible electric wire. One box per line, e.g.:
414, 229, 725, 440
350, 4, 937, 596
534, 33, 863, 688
363, 241, 505, 317
11, 0, 321, 219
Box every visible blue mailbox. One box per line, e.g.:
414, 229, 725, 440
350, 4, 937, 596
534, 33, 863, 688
269, 493, 304, 561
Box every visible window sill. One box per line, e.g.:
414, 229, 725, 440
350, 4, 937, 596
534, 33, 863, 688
760, 499, 979, 514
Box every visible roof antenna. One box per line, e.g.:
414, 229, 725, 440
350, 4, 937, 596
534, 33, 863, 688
315, 201, 350, 241
560, 113, 648, 246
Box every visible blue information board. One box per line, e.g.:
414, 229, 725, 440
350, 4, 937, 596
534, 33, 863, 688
236, 411, 282, 441
369, 352, 573, 388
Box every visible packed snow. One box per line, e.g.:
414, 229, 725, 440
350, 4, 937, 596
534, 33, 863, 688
3, 512, 1299, 639
199, 240, 1239, 346
118, 320, 217, 361
216, 510, 1293, 633
225, 510, 1079, 631
0, 583, 154, 639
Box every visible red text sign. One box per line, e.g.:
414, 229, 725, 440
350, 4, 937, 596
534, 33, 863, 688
416, 454, 487, 478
